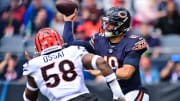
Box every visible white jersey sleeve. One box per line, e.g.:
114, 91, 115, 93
23, 63, 31, 76
23, 57, 41, 76
74, 46, 88, 57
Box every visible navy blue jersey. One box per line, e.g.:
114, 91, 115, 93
90, 33, 147, 94
63, 21, 148, 94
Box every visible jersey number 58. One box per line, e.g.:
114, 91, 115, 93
40, 60, 77, 88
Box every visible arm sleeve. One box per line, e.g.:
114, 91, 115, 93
23, 63, 32, 76
63, 21, 95, 53
68, 40, 95, 53
23, 60, 36, 76
63, 21, 74, 44
123, 51, 142, 68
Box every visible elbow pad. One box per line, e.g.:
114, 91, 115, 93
91, 55, 101, 70
26, 82, 38, 91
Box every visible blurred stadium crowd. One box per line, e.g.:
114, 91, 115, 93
0, 0, 180, 85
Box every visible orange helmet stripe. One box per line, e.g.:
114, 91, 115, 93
41, 30, 48, 49
46, 31, 53, 47
39, 30, 45, 50
51, 31, 59, 46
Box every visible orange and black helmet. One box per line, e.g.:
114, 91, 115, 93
35, 28, 63, 54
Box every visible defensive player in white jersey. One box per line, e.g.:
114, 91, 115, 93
23, 28, 125, 101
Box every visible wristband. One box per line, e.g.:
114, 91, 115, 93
26, 82, 38, 91
23, 92, 30, 101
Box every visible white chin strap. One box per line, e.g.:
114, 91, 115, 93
102, 28, 130, 38
103, 32, 113, 38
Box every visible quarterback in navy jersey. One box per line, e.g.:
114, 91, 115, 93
63, 7, 149, 101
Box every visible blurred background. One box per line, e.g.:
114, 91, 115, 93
0, 0, 180, 101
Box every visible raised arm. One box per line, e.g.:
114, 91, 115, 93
63, 21, 74, 43
62, 9, 77, 44
62, 9, 94, 53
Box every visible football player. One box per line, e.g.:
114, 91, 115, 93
23, 28, 125, 101
63, 7, 149, 101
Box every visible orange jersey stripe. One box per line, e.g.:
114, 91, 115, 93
137, 91, 143, 101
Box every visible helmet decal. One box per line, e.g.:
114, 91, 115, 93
118, 11, 127, 18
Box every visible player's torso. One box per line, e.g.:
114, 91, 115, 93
93, 34, 142, 94
93, 34, 132, 70
30, 46, 89, 101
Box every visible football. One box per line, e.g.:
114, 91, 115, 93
56, 0, 78, 16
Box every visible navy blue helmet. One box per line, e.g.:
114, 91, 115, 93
102, 7, 131, 37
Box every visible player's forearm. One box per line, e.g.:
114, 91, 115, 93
96, 57, 114, 76
63, 21, 74, 43
116, 66, 135, 80
96, 57, 125, 100
116, 70, 131, 79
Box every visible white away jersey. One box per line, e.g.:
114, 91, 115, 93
23, 46, 89, 101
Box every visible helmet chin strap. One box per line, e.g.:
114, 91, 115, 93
103, 32, 113, 37
104, 27, 130, 38
103, 31, 124, 38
